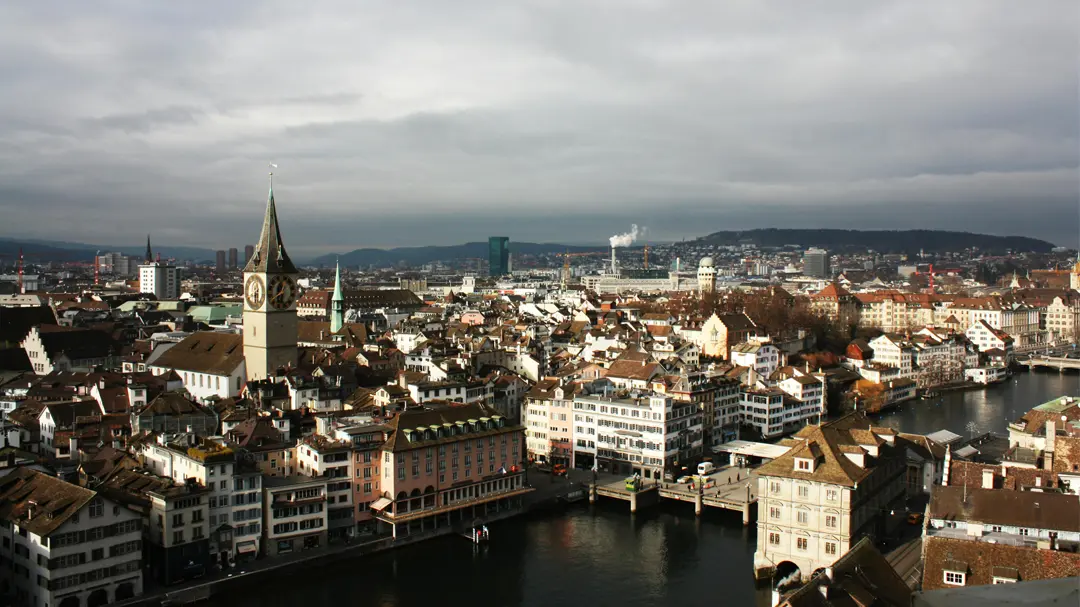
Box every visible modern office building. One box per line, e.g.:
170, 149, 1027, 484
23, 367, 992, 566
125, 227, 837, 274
488, 237, 509, 277
228, 248, 238, 270
244, 244, 255, 265
803, 248, 831, 278
215, 250, 227, 273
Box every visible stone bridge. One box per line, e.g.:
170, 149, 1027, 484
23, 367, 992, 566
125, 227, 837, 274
1019, 356, 1080, 372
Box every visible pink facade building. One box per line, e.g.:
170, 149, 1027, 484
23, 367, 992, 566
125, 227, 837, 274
370, 403, 530, 539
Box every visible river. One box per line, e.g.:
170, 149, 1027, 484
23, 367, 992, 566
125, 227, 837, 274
205, 371, 1075, 607
872, 369, 1080, 437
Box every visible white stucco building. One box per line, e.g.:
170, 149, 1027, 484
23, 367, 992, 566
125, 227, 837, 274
0, 468, 143, 607
571, 392, 703, 480
136, 435, 263, 567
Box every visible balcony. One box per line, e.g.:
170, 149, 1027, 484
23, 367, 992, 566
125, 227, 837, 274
272, 494, 327, 506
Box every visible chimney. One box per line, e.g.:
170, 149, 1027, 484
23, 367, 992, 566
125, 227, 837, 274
981, 468, 994, 489
1035, 476, 1042, 488
942, 445, 951, 485
1045, 421, 1056, 471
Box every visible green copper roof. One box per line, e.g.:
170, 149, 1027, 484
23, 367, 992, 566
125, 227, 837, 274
332, 259, 344, 301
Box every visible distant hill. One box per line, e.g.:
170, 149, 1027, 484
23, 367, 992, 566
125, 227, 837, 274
0, 238, 217, 263
693, 229, 1055, 254
313, 242, 607, 268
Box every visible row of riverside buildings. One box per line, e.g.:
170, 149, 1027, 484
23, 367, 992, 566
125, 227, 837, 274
811, 282, 1080, 354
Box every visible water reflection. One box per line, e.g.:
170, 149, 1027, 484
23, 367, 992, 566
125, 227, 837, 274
874, 371, 1080, 436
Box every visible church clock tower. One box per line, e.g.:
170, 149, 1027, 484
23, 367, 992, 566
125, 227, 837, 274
243, 174, 299, 381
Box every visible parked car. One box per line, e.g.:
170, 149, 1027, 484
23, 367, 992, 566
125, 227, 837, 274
697, 461, 716, 476
552, 464, 567, 477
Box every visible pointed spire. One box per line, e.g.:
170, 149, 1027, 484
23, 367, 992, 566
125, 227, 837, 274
332, 259, 344, 301
331, 258, 344, 334
243, 176, 297, 274
145, 235, 153, 263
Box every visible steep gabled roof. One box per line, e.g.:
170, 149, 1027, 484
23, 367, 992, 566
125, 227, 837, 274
1, 305, 57, 344
136, 391, 214, 418
151, 331, 245, 375
0, 468, 97, 537
757, 413, 896, 487
35, 327, 117, 361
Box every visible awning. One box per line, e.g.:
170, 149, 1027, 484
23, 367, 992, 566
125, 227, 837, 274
236, 542, 258, 555
370, 497, 392, 511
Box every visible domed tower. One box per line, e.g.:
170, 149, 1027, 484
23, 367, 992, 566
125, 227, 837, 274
1071, 254, 1080, 291
697, 256, 716, 296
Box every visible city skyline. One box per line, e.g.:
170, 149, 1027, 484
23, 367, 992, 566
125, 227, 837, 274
1, 1, 1077, 254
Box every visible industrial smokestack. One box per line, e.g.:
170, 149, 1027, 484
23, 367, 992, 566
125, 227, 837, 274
611, 247, 617, 275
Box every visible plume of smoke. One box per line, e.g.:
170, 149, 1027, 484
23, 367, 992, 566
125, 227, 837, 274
610, 224, 644, 248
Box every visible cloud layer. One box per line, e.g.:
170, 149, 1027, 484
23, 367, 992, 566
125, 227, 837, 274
1, 0, 1076, 254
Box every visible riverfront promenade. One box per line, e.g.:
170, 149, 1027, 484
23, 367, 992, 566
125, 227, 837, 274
118, 465, 606, 607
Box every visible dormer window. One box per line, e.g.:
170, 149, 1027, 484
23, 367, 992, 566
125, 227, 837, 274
794, 457, 814, 473
944, 571, 965, 586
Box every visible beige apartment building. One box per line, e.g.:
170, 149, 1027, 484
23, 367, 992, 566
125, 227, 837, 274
753, 414, 907, 582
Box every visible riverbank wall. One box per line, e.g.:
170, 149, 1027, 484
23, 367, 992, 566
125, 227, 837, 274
117, 480, 585, 607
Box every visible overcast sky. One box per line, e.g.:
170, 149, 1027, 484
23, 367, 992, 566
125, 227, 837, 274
1, 1, 1077, 256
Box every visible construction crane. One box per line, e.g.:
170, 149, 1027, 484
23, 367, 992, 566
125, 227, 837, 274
559, 251, 601, 285
0, 248, 71, 292
643, 245, 650, 270
913, 263, 941, 292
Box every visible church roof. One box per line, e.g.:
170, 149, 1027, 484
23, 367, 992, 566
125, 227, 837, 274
243, 183, 297, 274
332, 260, 344, 302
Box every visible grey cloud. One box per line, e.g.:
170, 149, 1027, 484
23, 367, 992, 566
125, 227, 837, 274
85, 106, 206, 133
0, 0, 1075, 253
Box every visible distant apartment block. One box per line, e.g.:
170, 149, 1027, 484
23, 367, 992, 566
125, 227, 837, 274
803, 248, 830, 278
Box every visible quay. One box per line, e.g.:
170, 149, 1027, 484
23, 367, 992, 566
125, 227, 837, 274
116, 468, 595, 607
588, 465, 757, 524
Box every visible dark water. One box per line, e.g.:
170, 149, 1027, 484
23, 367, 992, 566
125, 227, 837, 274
206, 371, 1073, 607
208, 504, 770, 607
872, 370, 1080, 437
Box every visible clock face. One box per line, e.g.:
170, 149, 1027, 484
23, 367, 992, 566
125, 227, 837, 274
268, 275, 296, 310
244, 275, 265, 309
